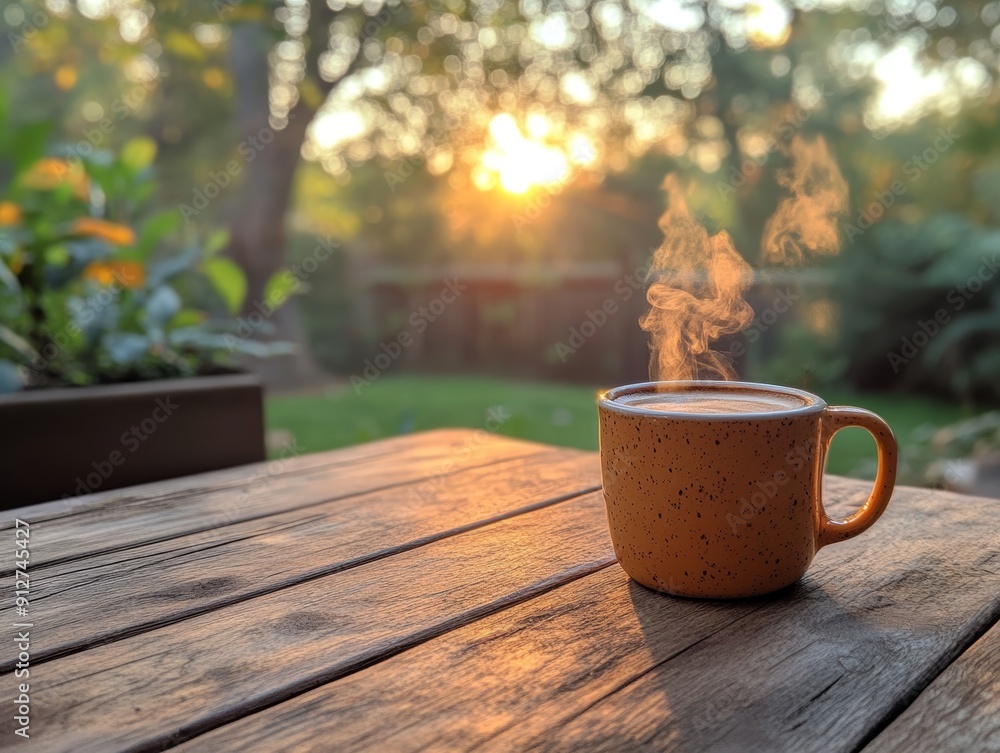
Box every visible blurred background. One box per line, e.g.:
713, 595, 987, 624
1, 0, 999, 494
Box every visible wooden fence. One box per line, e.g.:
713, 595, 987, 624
348, 261, 835, 386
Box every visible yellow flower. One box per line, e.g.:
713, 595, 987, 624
202, 68, 226, 89
21, 158, 90, 200
0, 202, 21, 227
72, 217, 137, 247
82, 262, 116, 286
82, 261, 145, 288
55, 65, 78, 91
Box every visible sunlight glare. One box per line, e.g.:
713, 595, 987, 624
489, 113, 521, 144
568, 133, 597, 165
310, 110, 366, 149
530, 14, 573, 50
746, 0, 791, 50
472, 166, 496, 191
480, 114, 571, 194
526, 112, 551, 140
645, 0, 705, 33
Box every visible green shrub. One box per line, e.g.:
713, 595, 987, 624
0, 124, 289, 392
833, 214, 1000, 403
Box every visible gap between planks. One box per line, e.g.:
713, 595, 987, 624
851, 606, 1000, 753
10, 491, 621, 753
5, 483, 600, 673
12, 455, 874, 678
0, 434, 570, 577
134, 560, 618, 753
3, 452, 542, 577
163, 485, 1000, 753
11, 446, 599, 655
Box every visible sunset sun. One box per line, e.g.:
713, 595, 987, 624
476, 113, 594, 194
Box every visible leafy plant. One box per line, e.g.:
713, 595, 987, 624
833, 214, 1000, 404
0, 122, 292, 393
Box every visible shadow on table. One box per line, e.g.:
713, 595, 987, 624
586, 578, 900, 752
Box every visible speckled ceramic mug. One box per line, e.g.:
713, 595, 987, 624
598, 381, 897, 598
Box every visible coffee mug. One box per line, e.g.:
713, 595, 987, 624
598, 381, 897, 598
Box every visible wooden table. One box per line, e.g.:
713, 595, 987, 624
3, 430, 998, 752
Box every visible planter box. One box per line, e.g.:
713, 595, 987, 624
0, 374, 265, 508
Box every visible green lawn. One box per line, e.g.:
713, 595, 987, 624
266, 375, 975, 478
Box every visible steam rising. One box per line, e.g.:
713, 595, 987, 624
640, 175, 754, 381
761, 135, 849, 264
642, 135, 848, 382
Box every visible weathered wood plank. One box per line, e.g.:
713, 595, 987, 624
169, 485, 1000, 753
5, 449, 600, 669
0, 430, 550, 573
0, 492, 618, 753
863, 620, 1000, 753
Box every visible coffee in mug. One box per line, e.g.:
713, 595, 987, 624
598, 380, 897, 598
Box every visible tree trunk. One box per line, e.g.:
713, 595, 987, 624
226, 23, 325, 390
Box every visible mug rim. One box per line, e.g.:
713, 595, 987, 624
599, 380, 828, 420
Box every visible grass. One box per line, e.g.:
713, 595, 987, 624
266, 375, 976, 478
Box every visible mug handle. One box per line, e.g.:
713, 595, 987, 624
817, 406, 898, 549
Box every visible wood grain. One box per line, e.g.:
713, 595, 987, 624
6, 448, 599, 669
2, 432, 995, 753
863, 620, 1000, 753
0, 430, 549, 573
0, 493, 618, 752
170, 485, 1000, 753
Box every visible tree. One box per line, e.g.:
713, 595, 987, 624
6, 0, 999, 386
